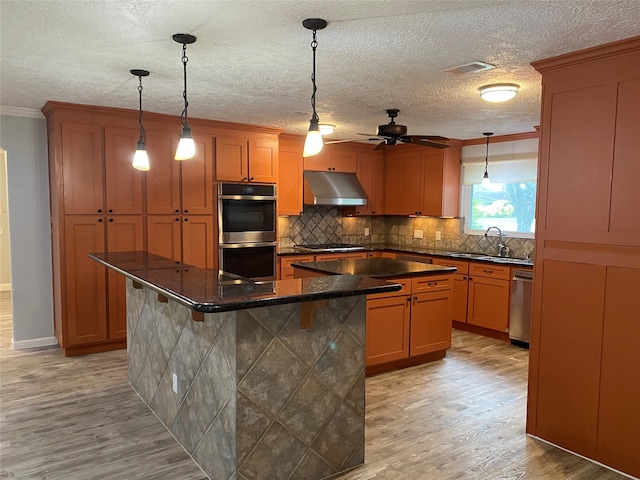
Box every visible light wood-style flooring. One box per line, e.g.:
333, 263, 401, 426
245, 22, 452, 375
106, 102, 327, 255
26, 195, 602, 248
0, 291, 628, 479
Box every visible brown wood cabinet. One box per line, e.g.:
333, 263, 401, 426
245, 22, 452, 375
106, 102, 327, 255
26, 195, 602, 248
384, 143, 461, 217
303, 146, 357, 173
527, 36, 640, 478
104, 127, 144, 215
215, 135, 278, 183
344, 152, 385, 216
366, 294, 411, 365
277, 135, 304, 216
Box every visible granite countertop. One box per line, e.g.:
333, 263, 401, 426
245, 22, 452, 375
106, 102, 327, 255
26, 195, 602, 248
279, 243, 534, 267
292, 257, 457, 279
89, 251, 400, 313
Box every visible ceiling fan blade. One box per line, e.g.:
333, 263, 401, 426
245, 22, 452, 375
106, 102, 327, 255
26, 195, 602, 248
403, 135, 450, 141
373, 141, 387, 151
356, 133, 380, 137
413, 140, 450, 149
324, 139, 362, 144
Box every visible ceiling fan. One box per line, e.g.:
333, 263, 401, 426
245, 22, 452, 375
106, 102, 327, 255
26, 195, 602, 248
326, 109, 450, 150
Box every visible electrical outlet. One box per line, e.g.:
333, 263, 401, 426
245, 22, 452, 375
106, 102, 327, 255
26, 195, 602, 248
172, 373, 178, 394
414, 229, 424, 239
364, 227, 370, 236
435, 231, 442, 241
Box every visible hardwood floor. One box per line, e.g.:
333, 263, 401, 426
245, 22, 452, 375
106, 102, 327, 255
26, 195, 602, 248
0, 291, 628, 480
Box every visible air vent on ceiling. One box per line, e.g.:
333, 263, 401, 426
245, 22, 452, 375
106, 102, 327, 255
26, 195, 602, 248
442, 61, 495, 75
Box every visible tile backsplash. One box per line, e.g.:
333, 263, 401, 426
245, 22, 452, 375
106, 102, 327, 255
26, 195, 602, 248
279, 206, 535, 259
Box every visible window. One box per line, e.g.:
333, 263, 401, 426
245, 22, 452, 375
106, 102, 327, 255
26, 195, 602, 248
461, 148, 537, 237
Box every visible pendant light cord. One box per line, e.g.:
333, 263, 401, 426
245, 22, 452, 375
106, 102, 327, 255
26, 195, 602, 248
309, 29, 319, 122
484, 134, 489, 176
137, 76, 145, 144
181, 43, 189, 128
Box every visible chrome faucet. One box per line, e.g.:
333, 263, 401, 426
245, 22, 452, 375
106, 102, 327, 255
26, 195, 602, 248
484, 226, 510, 257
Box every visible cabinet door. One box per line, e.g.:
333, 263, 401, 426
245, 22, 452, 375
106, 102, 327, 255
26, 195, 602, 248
104, 127, 143, 215
146, 130, 181, 214
399, 151, 422, 215
332, 151, 357, 173
421, 150, 445, 217
278, 138, 304, 216
216, 136, 247, 181
467, 276, 510, 331
303, 150, 331, 171
248, 139, 278, 183
451, 273, 469, 323
371, 154, 385, 215
106, 216, 143, 340
182, 215, 215, 269
384, 152, 402, 215
64, 216, 107, 346
61, 123, 104, 214
182, 134, 213, 214
351, 152, 382, 216
410, 290, 452, 356
147, 215, 181, 262
313, 252, 368, 262
366, 295, 410, 366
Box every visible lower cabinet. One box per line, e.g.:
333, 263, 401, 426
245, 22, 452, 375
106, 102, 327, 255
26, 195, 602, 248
366, 275, 453, 369
467, 263, 511, 332
147, 215, 216, 269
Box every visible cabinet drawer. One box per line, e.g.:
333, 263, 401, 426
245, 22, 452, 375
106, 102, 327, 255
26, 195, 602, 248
280, 255, 315, 269
411, 275, 452, 293
469, 262, 511, 280
367, 278, 410, 299
431, 258, 469, 275
314, 252, 368, 262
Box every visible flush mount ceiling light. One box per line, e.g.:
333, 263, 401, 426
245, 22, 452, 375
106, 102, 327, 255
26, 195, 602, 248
482, 132, 493, 187
173, 33, 197, 161
302, 18, 328, 157
318, 123, 335, 135
131, 69, 150, 171
479, 83, 519, 103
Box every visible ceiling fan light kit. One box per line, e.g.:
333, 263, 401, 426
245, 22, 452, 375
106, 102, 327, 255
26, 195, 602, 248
173, 33, 197, 161
479, 83, 519, 103
302, 18, 328, 158
131, 69, 151, 171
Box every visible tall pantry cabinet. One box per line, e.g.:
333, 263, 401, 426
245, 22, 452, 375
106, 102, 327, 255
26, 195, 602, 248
527, 36, 640, 478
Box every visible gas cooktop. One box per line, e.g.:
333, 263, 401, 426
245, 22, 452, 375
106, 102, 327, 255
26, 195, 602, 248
294, 243, 365, 253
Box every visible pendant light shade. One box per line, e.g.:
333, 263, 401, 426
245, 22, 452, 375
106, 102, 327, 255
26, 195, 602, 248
302, 18, 328, 158
131, 69, 150, 171
479, 83, 519, 103
173, 33, 197, 161
482, 132, 493, 187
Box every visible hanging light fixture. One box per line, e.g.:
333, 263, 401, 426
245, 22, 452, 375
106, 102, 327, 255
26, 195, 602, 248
482, 132, 493, 187
302, 18, 328, 157
479, 83, 519, 103
131, 69, 150, 171
318, 123, 335, 135
173, 33, 197, 161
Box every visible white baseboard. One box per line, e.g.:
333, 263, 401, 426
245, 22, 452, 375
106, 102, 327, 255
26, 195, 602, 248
11, 336, 59, 350
0, 283, 11, 292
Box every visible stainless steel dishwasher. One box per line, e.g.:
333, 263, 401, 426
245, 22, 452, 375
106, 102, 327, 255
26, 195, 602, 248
509, 269, 533, 348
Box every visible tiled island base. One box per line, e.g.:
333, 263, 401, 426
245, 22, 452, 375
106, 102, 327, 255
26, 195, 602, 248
126, 279, 366, 480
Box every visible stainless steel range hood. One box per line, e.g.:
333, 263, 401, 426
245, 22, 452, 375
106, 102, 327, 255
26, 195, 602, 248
303, 171, 368, 206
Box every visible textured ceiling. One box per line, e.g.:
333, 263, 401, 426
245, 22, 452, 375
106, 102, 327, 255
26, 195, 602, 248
1, 1, 639, 141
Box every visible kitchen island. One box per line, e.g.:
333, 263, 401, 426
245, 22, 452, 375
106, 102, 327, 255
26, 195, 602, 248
292, 257, 456, 375
89, 251, 400, 480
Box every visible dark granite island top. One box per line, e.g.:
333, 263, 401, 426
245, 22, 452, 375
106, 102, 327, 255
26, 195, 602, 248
90, 251, 400, 314
292, 257, 457, 278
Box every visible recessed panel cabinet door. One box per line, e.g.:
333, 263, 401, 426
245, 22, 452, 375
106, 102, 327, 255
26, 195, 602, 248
64, 216, 107, 346
104, 127, 143, 214
277, 138, 303, 216
106, 216, 143, 340
467, 276, 509, 332
182, 134, 213, 214
147, 215, 181, 263
366, 295, 410, 366
61, 123, 104, 214
146, 131, 181, 214
409, 290, 452, 356
182, 215, 215, 269
248, 139, 278, 183
215, 136, 247, 182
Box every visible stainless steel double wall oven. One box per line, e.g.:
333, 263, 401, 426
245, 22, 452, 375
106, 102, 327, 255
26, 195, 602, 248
217, 182, 277, 280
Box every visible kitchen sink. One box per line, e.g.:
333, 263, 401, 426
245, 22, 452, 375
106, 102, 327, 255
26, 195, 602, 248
446, 252, 533, 265
446, 252, 489, 259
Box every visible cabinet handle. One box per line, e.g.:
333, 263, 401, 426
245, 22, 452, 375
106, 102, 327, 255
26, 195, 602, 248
98, 218, 103, 223
372, 211, 376, 214
108, 209, 113, 213
109, 218, 113, 222
175, 218, 180, 221
97, 209, 102, 213
463, 276, 467, 280
184, 218, 189, 222
427, 282, 437, 287
249, 177, 254, 181
242, 176, 248, 181
184, 209, 189, 213
469, 277, 473, 281
175, 209, 180, 213
419, 211, 422, 215
483, 269, 494, 274
327, 168, 331, 171
407, 297, 411, 302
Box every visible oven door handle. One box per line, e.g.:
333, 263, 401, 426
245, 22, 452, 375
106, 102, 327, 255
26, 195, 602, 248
219, 242, 278, 249
218, 195, 277, 201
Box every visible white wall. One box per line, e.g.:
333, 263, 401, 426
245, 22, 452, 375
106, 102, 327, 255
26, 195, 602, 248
0, 110, 55, 346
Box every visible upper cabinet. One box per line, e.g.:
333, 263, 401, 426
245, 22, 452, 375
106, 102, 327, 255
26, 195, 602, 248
344, 151, 386, 216
278, 135, 304, 216
105, 127, 144, 215
385, 143, 461, 217
215, 134, 278, 183
303, 145, 357, 173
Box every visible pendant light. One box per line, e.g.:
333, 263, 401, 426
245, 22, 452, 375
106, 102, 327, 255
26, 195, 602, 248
302, 18, 328, 158
173, 33, 197, 161
131, 69, 150, 171
482, 132, 493, 187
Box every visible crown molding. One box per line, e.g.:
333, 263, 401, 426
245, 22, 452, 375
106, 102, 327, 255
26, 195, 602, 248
0, 106, 45, 119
